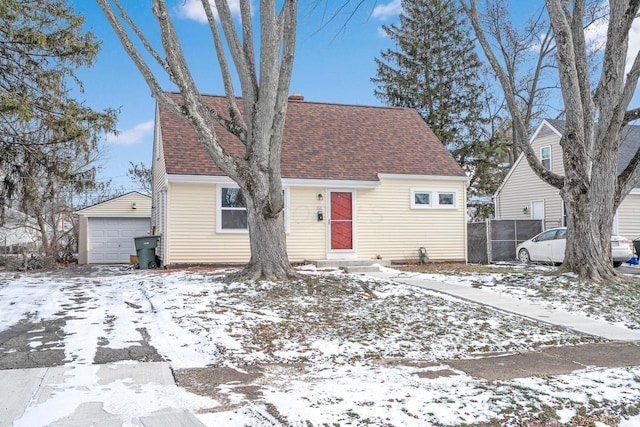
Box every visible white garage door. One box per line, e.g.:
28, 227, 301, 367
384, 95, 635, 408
88, 217, 151, 264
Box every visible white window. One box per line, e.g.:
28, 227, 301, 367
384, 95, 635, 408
541, 146, 551, 170
411, 189, 457, 209
217, 186, 289, 233
219, 187, 247, 232
412, 190, 432, 207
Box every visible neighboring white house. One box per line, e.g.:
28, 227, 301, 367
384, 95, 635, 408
495, 119, 640, 239
151, 93, 470, 267
0, 208, 40, 250
75, 192, 152, 264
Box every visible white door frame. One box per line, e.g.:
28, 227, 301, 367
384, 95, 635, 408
531, 200, 545, 226
326, 189, 357, 260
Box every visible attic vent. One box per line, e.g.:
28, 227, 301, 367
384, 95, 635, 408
288, 93, 304, 101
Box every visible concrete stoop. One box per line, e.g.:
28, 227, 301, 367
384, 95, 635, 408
307, 259, 391, 274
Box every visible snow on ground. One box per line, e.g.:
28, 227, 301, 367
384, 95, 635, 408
387, 263, 640, 330
0, 264, 639, 426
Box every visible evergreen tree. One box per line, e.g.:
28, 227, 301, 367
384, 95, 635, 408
372, 0, 505, 215
0, 0, 116, 262
0, 0, 116, 208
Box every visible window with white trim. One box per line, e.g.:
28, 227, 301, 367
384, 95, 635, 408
412, 191, 431, 207
220, 187, 247, 231
541, 146, 551, 170
217, 186, 289, 233
411, 189, 457, 209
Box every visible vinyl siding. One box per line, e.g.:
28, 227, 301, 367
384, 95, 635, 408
165, 184, 328, 264
162, 179, 467, 264
152, 108, 168, 260
78, 193, 151, 216
617, 193, 640, 238
166, 182, 250, 264
78, 216, 89, 265
498, 122, 640, 236
496, 124, 564, 229
286, 187, 326, 261
356, 178, 467, 261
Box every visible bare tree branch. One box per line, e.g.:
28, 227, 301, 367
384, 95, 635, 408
461, 0, 564, 189
201, 0, 247, 143
95, 0, 181, 116
111, 0, 170, 75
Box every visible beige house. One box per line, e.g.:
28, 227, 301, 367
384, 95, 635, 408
495, 119, 640, 238
76, 192, 152, 264
152, 93, 469, 267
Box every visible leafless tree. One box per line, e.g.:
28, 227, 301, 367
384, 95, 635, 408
127, 162, 152, 195
462, 0, 640, 282
96, 0, 298, 280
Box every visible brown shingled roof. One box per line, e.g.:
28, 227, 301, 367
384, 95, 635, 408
159, 93, 466, 181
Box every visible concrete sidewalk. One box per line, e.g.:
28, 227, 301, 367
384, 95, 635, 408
369, 270, 640, 341
0, 362, 206, 427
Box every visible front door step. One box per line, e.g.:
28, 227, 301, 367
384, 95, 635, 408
307, 259, 391, 273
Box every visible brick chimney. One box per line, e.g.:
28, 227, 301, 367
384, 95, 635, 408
288, 93, 304, 101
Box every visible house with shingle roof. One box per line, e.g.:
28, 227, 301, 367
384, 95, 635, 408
151, 93, 469, 267
495, 119, 640, 238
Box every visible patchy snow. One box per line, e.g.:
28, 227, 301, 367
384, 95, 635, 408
384, 263, 640, 329
0, 264, 639, 425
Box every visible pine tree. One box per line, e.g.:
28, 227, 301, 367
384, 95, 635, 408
0, 0, 116, 197
0, 0, 116, 262
372, 0, 502, 209
0, 0, 116, 199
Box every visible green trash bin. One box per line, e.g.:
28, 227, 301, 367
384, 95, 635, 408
134, 236, 159, 269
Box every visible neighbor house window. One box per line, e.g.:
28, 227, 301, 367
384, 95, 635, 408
541, 146, 551, 170
411, 189, 457, 209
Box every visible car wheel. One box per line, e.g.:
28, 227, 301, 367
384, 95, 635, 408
518, 249, 531, 264
613, 261, 622, 268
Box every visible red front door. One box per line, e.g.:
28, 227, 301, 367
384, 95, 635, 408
330, 192, 353, 250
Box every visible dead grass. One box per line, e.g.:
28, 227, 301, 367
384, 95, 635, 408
189, 273, 599, 368
400, 262, 640, 330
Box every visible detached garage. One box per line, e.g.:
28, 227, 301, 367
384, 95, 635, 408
76, 192, 152, 264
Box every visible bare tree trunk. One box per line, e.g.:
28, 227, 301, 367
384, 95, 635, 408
562, 190, 616, 281
97, 0, 299, 281
461, 0, 640, 282
237, 196, 293, 280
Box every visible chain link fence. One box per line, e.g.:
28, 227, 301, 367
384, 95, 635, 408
468, 220, 543, 264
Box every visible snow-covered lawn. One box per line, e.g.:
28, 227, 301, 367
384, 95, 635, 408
0, 264, 639, 426
394, 263, 640, 330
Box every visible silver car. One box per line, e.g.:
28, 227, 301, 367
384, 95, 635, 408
517, 227, 634, 267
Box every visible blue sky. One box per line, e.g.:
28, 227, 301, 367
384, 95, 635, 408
72, 1, 640, 194
72, 1, 402, 192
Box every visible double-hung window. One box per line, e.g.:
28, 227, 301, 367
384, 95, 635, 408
219, 187, 247, 231
217, 186, 289, 233
541, 146, 551, 170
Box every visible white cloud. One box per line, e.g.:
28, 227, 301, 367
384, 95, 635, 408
584, 16, 608, 46
531, 13, 640, 76
174, 0, 242, 24
106, 120, 154, 146
626, 18, 640, 74
372, 0, 402, 20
